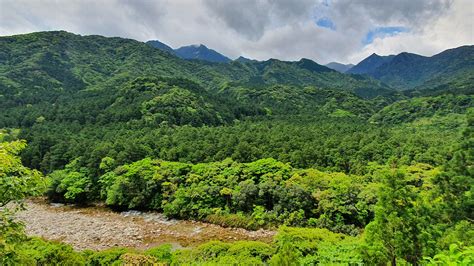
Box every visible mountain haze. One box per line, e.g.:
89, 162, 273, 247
325, 62, 355, 73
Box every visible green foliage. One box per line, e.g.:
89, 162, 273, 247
363, 164, 442, 265
47, 159, 93, 203
370, 94, 473, 124
1, 31, 473, 266
172, 240, 274, 265
144, 244, 173, 264
0, 140, 45, 264
54, 157, 377, 232
424, 244, 474, 266
16, 237, 85, 265
84, 247, 132, 266
0, 140, 45, 207
271, 227, 362, 265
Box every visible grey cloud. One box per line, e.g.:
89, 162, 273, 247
0, 0, 469, 64
203, 0, 315, 40
327, 0, 452, 30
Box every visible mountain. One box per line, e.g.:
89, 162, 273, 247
0, 30, 392, 123
325, 62, 354, 73
146, 40, 175, 54
146, 39, 231, 63
346, 53, 395, 74
368, 46, 474, 90
235, 56, 256, 63
174, 44, 231, 63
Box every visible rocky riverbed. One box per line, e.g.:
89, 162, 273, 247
16, 200, 275, 251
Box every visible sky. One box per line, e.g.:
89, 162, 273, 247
0, 0, 473, 64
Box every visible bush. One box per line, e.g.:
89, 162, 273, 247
205, 212, 260, 230
144, 244, 173, 264
16, 237, 85, 265
85, 247, 133, 266
271, 226, 362, 264
424, 244, 474, 265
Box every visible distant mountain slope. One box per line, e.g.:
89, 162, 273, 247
348, 46, 474, 90
147, 39, 231, 63
235, 56, 256, 63
371, 46, 474, 90
325, 62, 354, 73
0, 30, 393, 121
146, 40, 175, 54
346, 53, 395, 74
174, 44, 231, 63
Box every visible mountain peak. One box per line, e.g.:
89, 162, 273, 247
235, 56, 256, 63
297, 58, 334, 73
191, 44, 205, 48
175, 44, 231, 63
347, 53, 395, 74
147, 39, 230, 63
146, 40, 175, 54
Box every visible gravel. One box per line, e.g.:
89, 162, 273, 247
15, 200, 275, 251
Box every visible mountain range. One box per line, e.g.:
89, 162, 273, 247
0, 31, 471, 170
146, 37, 473, 92
347, 46, 474, 90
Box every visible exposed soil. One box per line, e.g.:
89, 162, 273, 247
16, 199, 275, 251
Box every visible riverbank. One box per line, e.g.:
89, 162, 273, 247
16, 199, 275, 251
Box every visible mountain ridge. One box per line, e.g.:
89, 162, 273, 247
325, 62, 355, 73
146, 40, 231, 63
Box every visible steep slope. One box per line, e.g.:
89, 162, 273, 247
325, 62, 354, 73
147, 40, 233, 63
146, 40, 175, 54
346, 53, 395, 74
226, 58, 392, 98
0, 30, 392, 117
174, 44, 231, 63
351, 46, 474, 90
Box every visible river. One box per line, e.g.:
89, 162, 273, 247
16, 199, 275, 251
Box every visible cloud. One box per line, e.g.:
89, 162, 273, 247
0, 0, 472, 64
202, 0, 315, 40
348, 0, 473, 63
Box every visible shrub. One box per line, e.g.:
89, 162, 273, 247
85, 247, 133, 266
144, 244, 173, 264
16, 237, 85, 265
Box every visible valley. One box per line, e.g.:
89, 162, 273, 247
1, 29, 472, 265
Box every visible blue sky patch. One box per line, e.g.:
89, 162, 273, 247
363, 26, 409, 45
316, 17, 336, 30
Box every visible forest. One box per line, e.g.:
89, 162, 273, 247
0, 31, 473, 265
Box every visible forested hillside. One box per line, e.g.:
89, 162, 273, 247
1, 31, 473, 265
347, 45, 474, 90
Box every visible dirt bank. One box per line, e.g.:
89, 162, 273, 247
16, 200, 275, 251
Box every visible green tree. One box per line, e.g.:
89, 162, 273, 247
364, 166, 430, 265
0, 140, 45, 264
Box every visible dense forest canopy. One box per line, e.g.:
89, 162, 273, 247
0, 31, 473, 265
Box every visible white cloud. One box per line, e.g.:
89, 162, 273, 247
0, 0, 472, 64
349, 0, 474, 63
